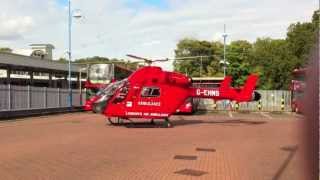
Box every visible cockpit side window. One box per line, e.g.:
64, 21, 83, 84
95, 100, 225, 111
141, 87, 160, 97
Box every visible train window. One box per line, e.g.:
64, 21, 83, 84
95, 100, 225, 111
141, 87, 160, 97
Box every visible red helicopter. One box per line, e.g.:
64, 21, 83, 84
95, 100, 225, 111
84, 79, 194, 114
97, 55, 261, 127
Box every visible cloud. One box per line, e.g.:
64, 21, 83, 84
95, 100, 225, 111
0, 0, 317, 70
141, 40, 161, 46
0, 14, 34, 40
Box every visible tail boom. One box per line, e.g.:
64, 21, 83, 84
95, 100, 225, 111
189, 74, 260, 102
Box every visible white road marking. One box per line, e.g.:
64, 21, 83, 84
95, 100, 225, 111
293, 113, 305, 119
228, 111, 233, 118
260, 112, 272, 119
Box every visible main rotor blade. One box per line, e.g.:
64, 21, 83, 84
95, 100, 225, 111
126, 54, 152, 62
169, 55, 220, 61
153, 58, 169, 62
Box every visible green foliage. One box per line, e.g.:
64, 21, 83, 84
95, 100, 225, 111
174, 39, 223, 77
0, 47, 12, 53
286, 10, 319, 66
73, 56, 137, 70
75, 56, 110, 64
312, 10, 319, 26
286, 22, 316, 65
58, 57, 68, 63
226, 40, 253, 86
251, 38, 298, 89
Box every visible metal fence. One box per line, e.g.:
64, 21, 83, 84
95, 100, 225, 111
194, 90, 292, 112
0, 85, 292, 112
0, 84, 86, 111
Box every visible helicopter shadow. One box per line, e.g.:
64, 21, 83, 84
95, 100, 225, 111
112, 117, 267, 128
171, 118, 267, 127
123, 122, 170, 128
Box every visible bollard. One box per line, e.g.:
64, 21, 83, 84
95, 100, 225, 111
281, 96, 285, 111
213, 100, 217, 110
258, 100, 262, 111
235, 102, 239, 111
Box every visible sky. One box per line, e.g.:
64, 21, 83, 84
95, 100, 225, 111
0, 0, 318, 70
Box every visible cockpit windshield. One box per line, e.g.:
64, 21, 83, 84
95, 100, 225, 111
94, 78, 128, 104
104, 79, 127, 95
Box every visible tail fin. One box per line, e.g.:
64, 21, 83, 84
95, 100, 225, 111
236, 74, 259, 102
220, 76, 232, 90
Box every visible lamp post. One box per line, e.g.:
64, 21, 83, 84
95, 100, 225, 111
200, 56, 202, 77
222, 24, 228, 77
68, 0, 72, 108
67, 0, 82, 108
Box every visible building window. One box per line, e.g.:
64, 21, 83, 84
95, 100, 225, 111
141, 87, 160, 97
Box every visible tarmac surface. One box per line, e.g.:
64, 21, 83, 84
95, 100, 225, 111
0, 112, 307, 180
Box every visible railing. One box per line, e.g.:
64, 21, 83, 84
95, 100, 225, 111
0, 85, 293, 114
0, 84, 85, 112
194, 90, 292, 112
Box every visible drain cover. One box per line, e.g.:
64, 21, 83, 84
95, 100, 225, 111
174, 155, 197, 160
196, 148, 216, 152
174, 169, 208, 176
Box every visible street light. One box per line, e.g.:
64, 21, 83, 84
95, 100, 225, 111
67, 0, 82, 108
222, 24, 228, 77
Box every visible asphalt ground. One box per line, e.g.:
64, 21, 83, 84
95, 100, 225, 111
0, 112, 307, 180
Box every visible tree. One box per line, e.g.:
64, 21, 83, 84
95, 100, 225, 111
286, 10, 319, 66
174, 38, 223, 77
251, 38, 297, 89
0, 47, 12, 53
226, 40, 253, 86
57, 57, 68, 63
75, 56, 110, 64
312, 10, 319, 27
74, 56, 138, 70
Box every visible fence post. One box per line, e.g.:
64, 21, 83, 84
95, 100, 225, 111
44, 87, 47, 108
27, 85, 31, 109
57, 88, 60, 108
8, 84, 11, 110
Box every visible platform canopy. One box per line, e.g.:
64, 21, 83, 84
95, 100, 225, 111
0, 52, 82, 73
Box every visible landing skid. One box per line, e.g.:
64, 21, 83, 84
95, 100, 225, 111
107, 117, 173, 128
163, 118, 173, 128
107, 117, 132, 126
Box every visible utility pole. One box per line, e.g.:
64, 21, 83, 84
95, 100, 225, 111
200, 56, 202, 77
223, 24, 228, 77
67, 1, 82, 108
